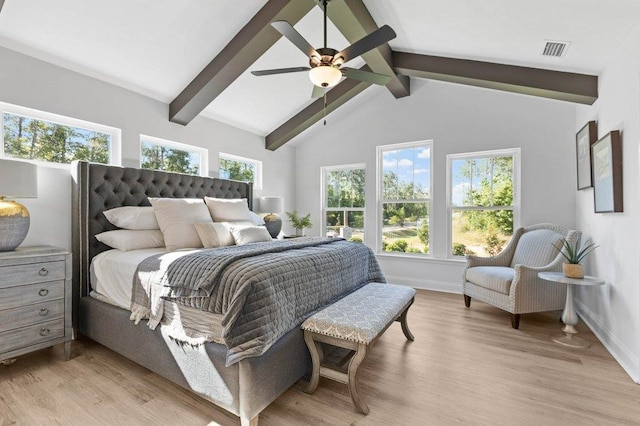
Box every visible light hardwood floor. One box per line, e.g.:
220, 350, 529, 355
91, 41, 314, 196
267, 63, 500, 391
1, 290, 639, 425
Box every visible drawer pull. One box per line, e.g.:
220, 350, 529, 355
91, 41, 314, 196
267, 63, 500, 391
39, 328, 51, 336
38, 288, 49, 297
39, 308, 49, 316
39, 268, 49, 276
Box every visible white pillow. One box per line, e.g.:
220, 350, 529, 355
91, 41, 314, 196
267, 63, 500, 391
204, 197, 253, 222
194, 222, 236, 248
148, 198, 212, 251
95, 230, 164, 251
229, 225, 273, 245
103, 206, 159, 230
249, 210, 265, 226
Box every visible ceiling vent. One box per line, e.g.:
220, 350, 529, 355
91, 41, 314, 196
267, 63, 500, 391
542, 41, 570, 58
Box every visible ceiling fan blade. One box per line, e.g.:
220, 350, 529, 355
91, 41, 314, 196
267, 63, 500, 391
251, 67, 310, 76
333, 25, 396, 65
271, 21, 320, 59
311, 84, 326, 99
343, 68, 392, 86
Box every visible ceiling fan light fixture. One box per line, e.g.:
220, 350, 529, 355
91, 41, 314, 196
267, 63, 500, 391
309, 65, 342, 88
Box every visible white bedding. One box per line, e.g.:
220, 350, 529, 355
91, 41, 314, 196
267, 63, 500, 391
90, 247, 226, 344
90, 248, 168, 309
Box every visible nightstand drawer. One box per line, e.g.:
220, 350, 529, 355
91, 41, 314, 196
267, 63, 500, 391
0, 300, 64, 332
0, 281, 64, 311
0, 318, 64, 353
0, 261, 66, 289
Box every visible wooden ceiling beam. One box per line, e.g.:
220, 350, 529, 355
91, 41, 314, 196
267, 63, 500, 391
321, 0, 410, 99
0, 1, 5, 14
393, 51, 598, 105
169, 0, 316, 125
265, 68, 372, 151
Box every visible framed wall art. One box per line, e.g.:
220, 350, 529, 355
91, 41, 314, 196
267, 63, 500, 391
592, 130, 623, 213
576, 121, 597, 190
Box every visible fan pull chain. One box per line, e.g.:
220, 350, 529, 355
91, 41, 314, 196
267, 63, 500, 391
323, 92, 327, 126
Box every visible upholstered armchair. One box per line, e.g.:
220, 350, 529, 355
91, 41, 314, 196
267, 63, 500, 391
462, 223, 580, 329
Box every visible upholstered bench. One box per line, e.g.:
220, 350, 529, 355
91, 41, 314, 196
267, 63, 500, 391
301, 282, 416, 414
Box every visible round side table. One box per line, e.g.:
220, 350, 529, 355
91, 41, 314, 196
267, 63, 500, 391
538, 271, 605, 348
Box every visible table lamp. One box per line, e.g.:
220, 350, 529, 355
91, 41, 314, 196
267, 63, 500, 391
260, 196, 284, 238
0, 159, 38, 251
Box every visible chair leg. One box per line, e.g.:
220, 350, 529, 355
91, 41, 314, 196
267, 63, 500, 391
464, 295, 471, 308
511, 314, 521, 329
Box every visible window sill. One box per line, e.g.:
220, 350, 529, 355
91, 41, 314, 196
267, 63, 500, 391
375, 252, 466, 265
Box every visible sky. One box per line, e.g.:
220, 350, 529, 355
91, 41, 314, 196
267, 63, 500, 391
382, 146, 430, 198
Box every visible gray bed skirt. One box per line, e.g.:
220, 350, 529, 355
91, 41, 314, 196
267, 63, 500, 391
79, 296, 311, 421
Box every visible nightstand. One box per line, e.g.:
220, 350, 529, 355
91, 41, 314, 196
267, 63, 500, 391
0, 246, 72, 364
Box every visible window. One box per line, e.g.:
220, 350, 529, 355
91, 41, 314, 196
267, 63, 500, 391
140, 135, 207, 176
322, 165, 365, 242
378, 141, 431, 255
448, 148, 520, 257
1, 102, 120, 165
219, 153, 262, 189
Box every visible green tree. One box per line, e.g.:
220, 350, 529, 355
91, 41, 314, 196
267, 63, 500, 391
418, 221, 429, 246
459, 157, 514, 235
141, 142, 199, 175
220, 158, 254, 182
3, 114, 111, 164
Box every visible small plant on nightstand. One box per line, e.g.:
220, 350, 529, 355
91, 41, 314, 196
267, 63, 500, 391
286, 210, 312, 236
553, 238, 598, 279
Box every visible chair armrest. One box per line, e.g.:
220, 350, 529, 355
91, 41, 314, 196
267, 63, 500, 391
509, 262, 567, 312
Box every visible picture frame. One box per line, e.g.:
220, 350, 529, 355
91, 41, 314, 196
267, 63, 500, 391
592, 130, 623, 213
576, 121, 597, 190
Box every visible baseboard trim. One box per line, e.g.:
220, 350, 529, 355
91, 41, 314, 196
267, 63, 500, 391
576, 298, 640, 383
384, 274, 462, 294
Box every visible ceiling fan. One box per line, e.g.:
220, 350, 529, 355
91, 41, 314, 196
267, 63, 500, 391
251, 0, 397, 98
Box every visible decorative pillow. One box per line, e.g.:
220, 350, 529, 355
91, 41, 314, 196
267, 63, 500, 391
103, 206, 159, 230
204, 197, 253, 222
194, 222, 236, 248
148, 197, 212, 251
249, 210, 265, 226
229, 225, 273, 245
95, 230, 164, 251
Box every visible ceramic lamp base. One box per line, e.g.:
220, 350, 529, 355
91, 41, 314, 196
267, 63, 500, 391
263, 213, 282, 238
0, 199, 30, 251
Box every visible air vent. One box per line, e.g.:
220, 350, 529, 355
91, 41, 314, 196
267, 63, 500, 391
542, 41, 570, 58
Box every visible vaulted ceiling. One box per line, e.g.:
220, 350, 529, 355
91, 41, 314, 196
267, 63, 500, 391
1, 0, 639, 150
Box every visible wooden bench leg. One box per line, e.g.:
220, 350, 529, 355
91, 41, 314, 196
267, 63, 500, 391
348, 343, 369, 415
397, 298, 415, 341
304, 331, 323, 394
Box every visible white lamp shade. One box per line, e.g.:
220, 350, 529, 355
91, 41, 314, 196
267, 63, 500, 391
0, 159, 38, 198
260, 196, 284, 213
309, 66, 342, 88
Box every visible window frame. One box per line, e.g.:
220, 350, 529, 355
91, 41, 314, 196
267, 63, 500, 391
0, 101, 121, 167
446, 147, 521, 259
219, 152, 262, 190
321, 163, 366, 241
376, 140, 433, 257
139, 134, 208, 177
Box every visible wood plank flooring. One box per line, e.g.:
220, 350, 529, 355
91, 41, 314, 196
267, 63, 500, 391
1, 289, 639, 425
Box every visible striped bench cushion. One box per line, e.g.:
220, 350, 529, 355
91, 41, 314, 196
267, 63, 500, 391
301, 283, 416, 344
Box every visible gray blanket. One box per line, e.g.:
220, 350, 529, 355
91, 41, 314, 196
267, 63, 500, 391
130, 237, 385, 365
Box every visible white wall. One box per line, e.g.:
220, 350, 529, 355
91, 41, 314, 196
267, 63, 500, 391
294, 78, 576, 291
0, 46, 296, 251
574, 23, 640, 383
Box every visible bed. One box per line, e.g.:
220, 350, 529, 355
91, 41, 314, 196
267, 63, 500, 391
71, 161, 383, 425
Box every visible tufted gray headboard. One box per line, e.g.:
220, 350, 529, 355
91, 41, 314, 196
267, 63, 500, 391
71, 161, 253, 324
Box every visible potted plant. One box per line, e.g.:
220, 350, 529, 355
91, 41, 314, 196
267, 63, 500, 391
553, 239, 598, 279
286, 210, 312, 236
